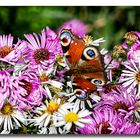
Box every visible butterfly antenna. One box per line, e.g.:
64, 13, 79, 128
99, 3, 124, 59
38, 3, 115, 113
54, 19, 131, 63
104, 58, 113, 70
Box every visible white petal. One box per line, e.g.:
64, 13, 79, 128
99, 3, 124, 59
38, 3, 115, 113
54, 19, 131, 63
73, 99, 80, 113
54, 121, 66, 127
124, 64, 137, 72
68, 95, 76, 102
4, 116, 8, 131
80, 101, 85, 109
130, 59, 139, 71
78, 110, 91, 118
121, 73, 134, 77
122, 70, 135, 74
78, 118, 92, 123
58, 108, 68, 116
0, 129, 10, 134
7, 116, 11, 131
86, 100, 93, 108
136, 84, 140, 97
36, 113, 48, 124
44, 115, 51, 127
89, 94, 101, 102
12, 116, 21, 127
74, 121, 84, 128
44, 86, 52, 99
9, 116, 13, 130
0, 116, 4, 125
123, 79, 135, 87
50, 80, 63, 89
120, 76, 134, 82
64, 122, 72, 131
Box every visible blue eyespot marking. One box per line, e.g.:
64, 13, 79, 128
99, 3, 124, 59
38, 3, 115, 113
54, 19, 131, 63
61, 32, 71, 39
94, 80, 102, 85
75, 90, 87, 99
60, 32, 71, 47
87, 49, 95, 58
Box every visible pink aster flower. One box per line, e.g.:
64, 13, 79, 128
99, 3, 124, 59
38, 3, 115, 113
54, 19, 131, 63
77, 116, 95, 134
57, 19, 88, 38
0, 34, 14, 59
111, 59, 120, 68
119, 122, 140, 134
127, 49, 140, 63
122, 31, 140, 50
0, 68, 47, 111
13, 71, 47, 110
104, 53, 120, 82
122, 32, 140, 63
126, 41, 140, 63
24, 27, 61, 72
4, 40, 29, 64
99, 86, 139, 120
104, 53, 112, 65
0, 71, 12, 109
79, 107, 121, 134
0, 34, 29, 64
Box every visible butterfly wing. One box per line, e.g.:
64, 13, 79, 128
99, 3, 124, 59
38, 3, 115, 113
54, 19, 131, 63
60, 29, 106, 100
60, 29, 85, 65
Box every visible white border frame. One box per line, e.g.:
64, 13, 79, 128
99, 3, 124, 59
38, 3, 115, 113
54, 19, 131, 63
0, 0, 140, 6
0, 1, 140, 140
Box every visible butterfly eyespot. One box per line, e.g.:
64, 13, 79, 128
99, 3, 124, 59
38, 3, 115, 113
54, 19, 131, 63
60, 32, 71, 47
83, 47, 98, 60
74, 89, 88, 100
91, 79, 105, 86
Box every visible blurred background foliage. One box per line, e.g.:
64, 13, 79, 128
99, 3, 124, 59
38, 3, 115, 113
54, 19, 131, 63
0, 6, 140, 50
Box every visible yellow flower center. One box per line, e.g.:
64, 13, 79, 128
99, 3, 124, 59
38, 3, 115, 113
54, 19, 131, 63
136, 72, 140, 83
56, 55, 64, 63
64, 112, 79, 123
47, 101, 59, 114
39, 73, 49, 82
83, 35, 93, 46
1, 103, 13, 115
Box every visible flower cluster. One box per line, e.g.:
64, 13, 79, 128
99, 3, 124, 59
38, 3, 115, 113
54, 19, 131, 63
0, 20, 140, 135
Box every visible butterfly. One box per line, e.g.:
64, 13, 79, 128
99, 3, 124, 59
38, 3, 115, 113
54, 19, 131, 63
60, 29, 106, 101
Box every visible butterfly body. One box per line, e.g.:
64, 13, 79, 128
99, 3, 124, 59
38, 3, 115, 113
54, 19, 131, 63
60, 29, 106, 100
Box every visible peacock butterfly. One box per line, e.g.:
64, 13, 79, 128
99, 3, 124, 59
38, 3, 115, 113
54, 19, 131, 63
60, 29, 106, 101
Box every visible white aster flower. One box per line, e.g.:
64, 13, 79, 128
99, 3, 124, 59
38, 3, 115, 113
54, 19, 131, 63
33, 97, 73, 128
120, 59, 140, 97
53, 104, 92, 131
0, 100, 27, 132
